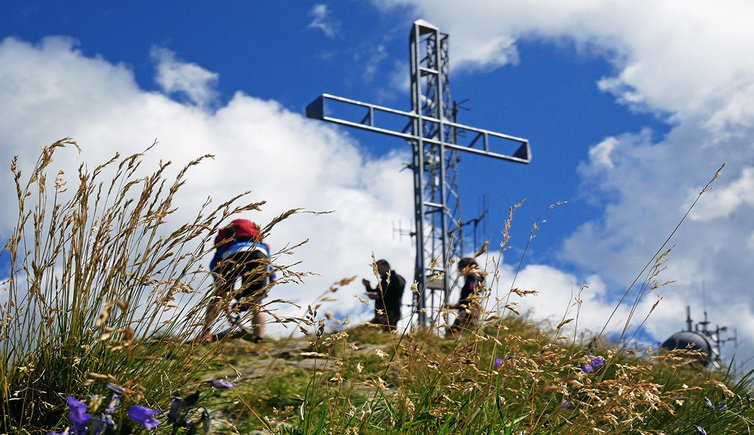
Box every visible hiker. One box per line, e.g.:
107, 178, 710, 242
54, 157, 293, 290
362, 259, 406, 332
446, 257, 485, 336
199, 219, 274, 343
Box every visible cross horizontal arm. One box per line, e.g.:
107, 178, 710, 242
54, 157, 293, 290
306, 94, 531, 164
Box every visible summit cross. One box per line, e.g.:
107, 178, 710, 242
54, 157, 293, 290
306, 19, 531, 327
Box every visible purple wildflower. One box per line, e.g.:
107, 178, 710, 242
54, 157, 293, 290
561, 399, 572, 409
210, 379, 235, 389
590, 356, 605, 369
105, 383, 125, 395
127, 405, 163, 430
66, 396, 92, 425
581, 355, 605, 373
493, 358, 503, 369
694, 425, 707, 435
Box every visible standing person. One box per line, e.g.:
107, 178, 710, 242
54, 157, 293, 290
362, 259, 405, 332
198, 219, 274, 343
446, 257, 485, 336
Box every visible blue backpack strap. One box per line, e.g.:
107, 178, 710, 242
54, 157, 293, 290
211, 240, 274, 282
220, 240, 270, 260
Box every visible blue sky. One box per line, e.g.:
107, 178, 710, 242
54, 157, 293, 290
1, 1, 752, 371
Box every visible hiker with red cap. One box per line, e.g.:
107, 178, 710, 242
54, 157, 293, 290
199, 219, 274, 343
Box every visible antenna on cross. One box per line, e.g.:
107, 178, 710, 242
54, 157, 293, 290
306, 19, 531, 328
392, 219, 415, 244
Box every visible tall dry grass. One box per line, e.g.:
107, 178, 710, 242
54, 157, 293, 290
2, 140, 750, 434
208, 164, 752, 433
0, 139, 303, 433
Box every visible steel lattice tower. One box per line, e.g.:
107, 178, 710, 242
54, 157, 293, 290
306, 19, 531, 327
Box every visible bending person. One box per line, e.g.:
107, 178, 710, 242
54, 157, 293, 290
199, 219, 274, 343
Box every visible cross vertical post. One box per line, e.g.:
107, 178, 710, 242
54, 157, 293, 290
410, 21, 453, 325
306, 19, 531, 328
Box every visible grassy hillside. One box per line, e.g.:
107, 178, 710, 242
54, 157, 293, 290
2, 141, 750, 434
193, 318, 752, 434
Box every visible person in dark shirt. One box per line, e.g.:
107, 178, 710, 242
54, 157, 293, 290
446, 257, 485, 336
362, 259, 405, 332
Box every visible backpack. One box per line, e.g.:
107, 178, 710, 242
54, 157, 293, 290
215, 219, 261, 246
210, 219, 273, 279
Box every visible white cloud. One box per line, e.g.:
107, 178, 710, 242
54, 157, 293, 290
375, 0, 754, 118
0, 36, 415, 337
363, 44, 388, 82
374, 0, 754, 371
308, 4, 338, 38
388, 61, 410, 93
151, 46, 219, 107
3, 0, 754, 371
690, 167, 754, 221
587, 137, 617, 170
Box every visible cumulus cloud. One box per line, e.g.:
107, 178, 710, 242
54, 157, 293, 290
0, 36, 415, 336
3, 0, 753, 371
308, 4, 338, 38
374, 0, 754, 370
493, 263, 662, 341
587, 137, 617, 171
690, 167, 754, 221
376, 0, 754, 117
151, 46, 219, 107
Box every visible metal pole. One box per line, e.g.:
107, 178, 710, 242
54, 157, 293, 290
410, 23, 427, 326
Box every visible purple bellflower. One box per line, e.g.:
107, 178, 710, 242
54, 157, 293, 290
66, 396, 92, 425
127, 405, 163, 430
46, 397, 91, 435
581, 355, 605, 373
210, 379, 235, 389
